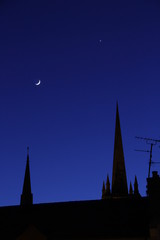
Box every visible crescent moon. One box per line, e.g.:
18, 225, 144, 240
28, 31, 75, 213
35, 80, 41, 86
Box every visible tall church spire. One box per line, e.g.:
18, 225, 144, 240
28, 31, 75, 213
112, 103, 128, 196
20, 147, 33, 206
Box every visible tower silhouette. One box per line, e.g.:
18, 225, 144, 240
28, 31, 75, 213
20, 147, 33, 205
112, 103, 128, 196
102, 103, 128, 198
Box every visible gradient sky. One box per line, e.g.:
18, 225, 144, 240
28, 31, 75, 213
0, 0, 160, 206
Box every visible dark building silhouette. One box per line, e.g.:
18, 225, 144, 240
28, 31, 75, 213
0, 104, 160, 239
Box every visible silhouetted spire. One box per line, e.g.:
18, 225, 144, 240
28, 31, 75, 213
106, 175, 110, 195
134, 175, 140, 196
129, 182, 133, 195
102, 175, 111, 199
102, 181, 106, 199
20, 147, 33, 206
112, 103, 128, 196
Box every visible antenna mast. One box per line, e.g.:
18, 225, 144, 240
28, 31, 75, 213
135, 136, 160, 178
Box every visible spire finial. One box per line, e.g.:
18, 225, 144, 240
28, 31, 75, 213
116, 101, 119, 114
112, 104, 128, 196
116, 100, 119, 108
27, 147, 29, 161
27, 146, 29, 155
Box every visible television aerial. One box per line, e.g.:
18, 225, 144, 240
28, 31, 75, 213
135, 136, 160, 178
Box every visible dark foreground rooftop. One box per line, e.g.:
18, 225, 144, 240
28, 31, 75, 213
0, 197, 149, 239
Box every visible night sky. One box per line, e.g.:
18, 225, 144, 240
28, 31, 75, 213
0, 0, 160, 206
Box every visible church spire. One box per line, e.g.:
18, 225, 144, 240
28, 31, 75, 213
112, 103, 128, 196
106, 175, 111, 195
102, 181, 106, 199
129, 182, 133, 195
20, 147, 33, 206
134, 175, 140, 196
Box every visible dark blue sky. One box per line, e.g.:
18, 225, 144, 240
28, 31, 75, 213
0, 0, 160, 206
